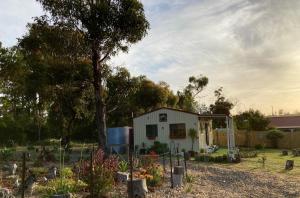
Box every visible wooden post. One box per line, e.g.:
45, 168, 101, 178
128, 147, 134, 198
176, 147, 180, 166
184, 152, 188, 178
169, 151, 173, 188
162, 154, 166, 172
21, 152, 26, 198
90, 146, 94, 198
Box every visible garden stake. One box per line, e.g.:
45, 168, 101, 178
184, 152, 188, 178
176, 147, 180, 166
128, 146, 134, 198
90, 146, 94, 198
163, 153, 166, 172
21, 152, 26, 198
169, 151, 174, 188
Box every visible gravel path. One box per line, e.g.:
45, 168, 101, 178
113, 163, 300, 198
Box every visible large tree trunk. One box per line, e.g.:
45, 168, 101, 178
92, 45, 106, 149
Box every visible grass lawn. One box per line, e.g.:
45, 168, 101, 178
210, 147, 300, 178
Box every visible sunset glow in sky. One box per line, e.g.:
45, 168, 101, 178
1, 0, 300, 115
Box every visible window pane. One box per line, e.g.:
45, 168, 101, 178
169, 123, 186, 139
146, 124, 158, 139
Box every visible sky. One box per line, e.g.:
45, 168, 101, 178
0, 0, 300, 115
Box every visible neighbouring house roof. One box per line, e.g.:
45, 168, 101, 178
134, 107, 226, 120
268, 115, 300, 129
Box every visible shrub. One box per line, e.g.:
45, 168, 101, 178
195, 154, 228, 163
266, 129, 284, 148
27, 145, 35, 151
240, 151, 257, 158
37, 178, 87, 197
200, 148, 205, 154
146, 163, 163, 187
148, 141, 169, 154
254, 144, 263, 150
80, 149, 119, 197
140, 151, 159, 168
0, 147, 14, 161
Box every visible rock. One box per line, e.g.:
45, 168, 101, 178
117, 171, 129, 183
285, 160, 294, 170
292, 149, 300, 156
127, 178, 148, 198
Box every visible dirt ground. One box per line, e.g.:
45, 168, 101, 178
141, 163, 300, 198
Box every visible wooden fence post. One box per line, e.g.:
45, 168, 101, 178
162, 154, 166, 172
128, 146, 134, 198
176, 147, 180, 166
169, 151, 173, 189
90, 146, 94, 198
21, 152, 26, 198
184, 152, 188, 178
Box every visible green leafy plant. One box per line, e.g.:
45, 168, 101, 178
80, 149, 119, 197
0, 147, 14, 161
37, 178, 87, 198
118, 161, 128, 172
254, 144, 263, 150
185, 174, 194, 183
148, 141, 169, 154
240, 151, 258, 158
146, 164, 163, 187
188, 128, 197, 152
266, 129, 284, 148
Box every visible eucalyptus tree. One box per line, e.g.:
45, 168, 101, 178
36, 0, 149, 147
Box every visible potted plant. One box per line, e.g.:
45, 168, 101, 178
188, 128, 197, 157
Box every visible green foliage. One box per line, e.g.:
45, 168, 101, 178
200, 148, 205, 153
148, 141, 169, 154
0, 147, 14, 161
239, 151, 258, 158
185, 174, 194, 183
188, 128, 197, 151
234, 109, 270, 131
146, 164, 163, 187
266, 129, 284, 148
255, 144, 264, 150
118, 160, 128, 172
37, 178, 87, 197
195, 154, 228, 163
210, 87, 234, 128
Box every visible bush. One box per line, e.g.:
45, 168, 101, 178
240, 151, 257, 158
148, 141, 169, 154
254, 144, 263, 150
146, 164, 163, 187
266, 129, 284, 148
0, 147, 14, 161
195, 154, 228, 163
37, 178, 87, 197
80, 149, 119, 197
27, 145, 35, 151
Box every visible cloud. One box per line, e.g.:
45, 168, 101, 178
112, 0, 300, 114
0, 0, 299, 114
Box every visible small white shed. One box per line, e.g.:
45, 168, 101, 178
133, 107, 213, 153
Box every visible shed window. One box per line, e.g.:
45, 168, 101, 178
146, 124, 158, 139
169, 123, 186, 139
159, 113, 167, 122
